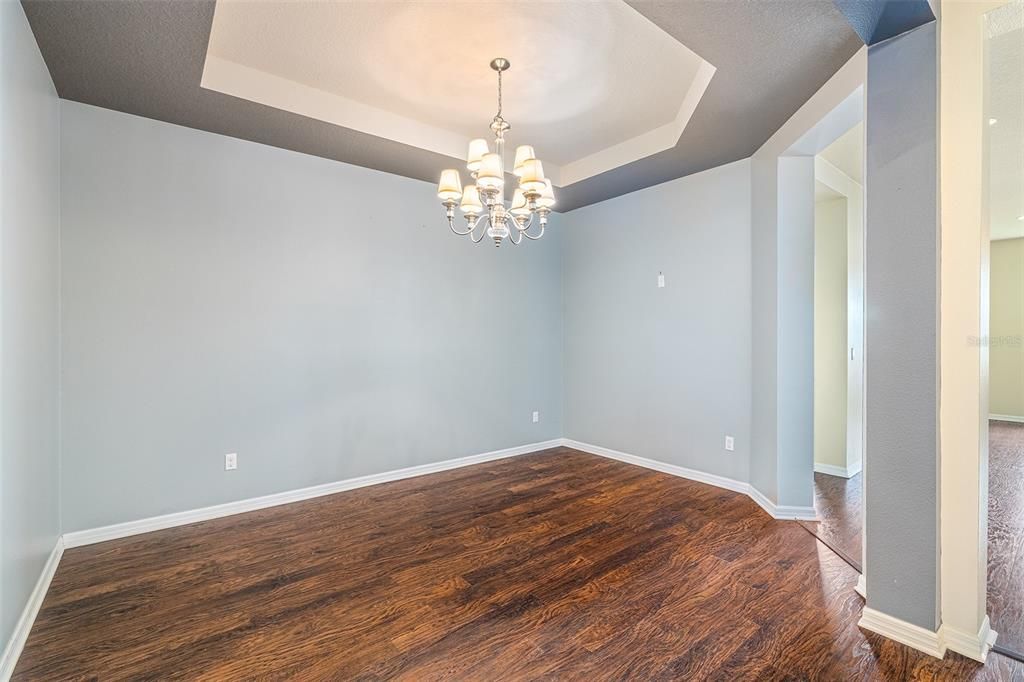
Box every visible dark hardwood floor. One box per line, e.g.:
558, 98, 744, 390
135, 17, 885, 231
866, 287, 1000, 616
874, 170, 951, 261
990, 420, 1024, 658
798, 470, 863, 571
15, 447, 1024, 680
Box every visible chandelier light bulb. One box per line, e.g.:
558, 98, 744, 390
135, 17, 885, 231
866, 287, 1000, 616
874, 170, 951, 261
513, 145, 536, 177
437, 169, 463, 203
467, 138, 490, 171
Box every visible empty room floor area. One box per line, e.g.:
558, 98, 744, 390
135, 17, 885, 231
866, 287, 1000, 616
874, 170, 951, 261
13, 448, 1020, 680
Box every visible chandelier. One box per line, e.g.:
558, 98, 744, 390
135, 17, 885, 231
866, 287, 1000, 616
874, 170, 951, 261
436, 58, 555, 247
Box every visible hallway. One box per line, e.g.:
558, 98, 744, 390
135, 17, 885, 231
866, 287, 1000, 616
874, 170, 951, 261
989, 419, 1024, 657
799, 473, 862, 571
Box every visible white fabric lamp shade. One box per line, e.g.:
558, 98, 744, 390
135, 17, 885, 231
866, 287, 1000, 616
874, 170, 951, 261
460, 184, 483, 213
476, 153, 504, 190
512, 145, 536, 177
466, 138, 489, 172
510, 188, 531, 216
519, 158, 545, 193
537, 179, 556, 208
437, 169, 463, 202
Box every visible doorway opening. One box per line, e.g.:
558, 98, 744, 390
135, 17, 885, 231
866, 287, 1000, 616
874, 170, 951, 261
797, 122, 865, 572
985, 0, 1024, 660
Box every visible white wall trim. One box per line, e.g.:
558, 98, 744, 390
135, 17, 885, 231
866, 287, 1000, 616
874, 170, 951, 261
855, 573, 867, 599
561, 439, 817, 521
560, 438, 748, 494
989, 413, 1024, 423
813, 461, 863, 479
0, 538, 65, 679
940, 616, 997, 663
859, 608, 998, 663
63, 439, 563, 548
859, 607, 946, 659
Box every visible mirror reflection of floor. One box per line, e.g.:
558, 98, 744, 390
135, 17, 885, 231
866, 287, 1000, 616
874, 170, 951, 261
798, 472, 862, 571
989, 419, 1024, 658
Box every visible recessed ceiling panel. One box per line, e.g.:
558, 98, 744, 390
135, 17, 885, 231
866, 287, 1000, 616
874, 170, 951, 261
202, 0, 715, 186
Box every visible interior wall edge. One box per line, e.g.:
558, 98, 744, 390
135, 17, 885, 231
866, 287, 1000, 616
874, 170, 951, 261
564, 438, 817, 521
0, 538, 63, 681
0, 0, 62, 667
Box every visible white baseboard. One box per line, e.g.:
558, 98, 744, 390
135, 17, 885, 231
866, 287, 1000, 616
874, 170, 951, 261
989, 414, 1024, 424
814, 461, 862, 478
859, 607, 946, 659
0, 538, 64, 679
63, 438, 563, 549
940, 616, 997, 663
561, 439, 817, 521
859, 607, 998, 663
561, 439, 749, 494
855, 573, 866, 599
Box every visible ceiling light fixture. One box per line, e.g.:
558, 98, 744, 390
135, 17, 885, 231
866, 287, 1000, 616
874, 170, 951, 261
988, 117, 998, 126
1017, 215, 1024, 221
437, 58, 554, 247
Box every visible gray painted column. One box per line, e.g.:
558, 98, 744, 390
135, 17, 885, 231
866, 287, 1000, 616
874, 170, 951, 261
863, 21, 940, 630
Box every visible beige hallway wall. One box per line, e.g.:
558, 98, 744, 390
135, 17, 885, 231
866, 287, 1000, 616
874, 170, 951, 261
814, 197, 848, 469
991, 237, 1024, 418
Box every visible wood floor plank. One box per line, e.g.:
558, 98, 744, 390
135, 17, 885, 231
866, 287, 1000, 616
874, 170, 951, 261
13, 446, 1024, 680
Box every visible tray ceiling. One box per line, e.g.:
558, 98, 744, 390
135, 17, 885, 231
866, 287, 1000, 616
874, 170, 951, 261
21, 0, 863, 211
202, 1, 714, 187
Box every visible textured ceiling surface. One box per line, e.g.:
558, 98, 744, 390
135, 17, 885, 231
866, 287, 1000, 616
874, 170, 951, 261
22, 0, 863, 212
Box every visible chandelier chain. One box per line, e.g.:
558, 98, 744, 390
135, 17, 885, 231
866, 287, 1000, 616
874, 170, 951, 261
496, 68, 502, 118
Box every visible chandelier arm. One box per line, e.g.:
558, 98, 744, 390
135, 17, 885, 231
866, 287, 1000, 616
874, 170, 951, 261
506, 217, 523, 245
522, 222, 546, 240
469, 216, 490, 243
447, 214, 474, 236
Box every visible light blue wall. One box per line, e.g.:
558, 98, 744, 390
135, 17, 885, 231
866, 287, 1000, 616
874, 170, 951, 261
59, 101, 564, 532
0, 0, 61, 655
562, 160, 752, 484
749, 156, 780, 501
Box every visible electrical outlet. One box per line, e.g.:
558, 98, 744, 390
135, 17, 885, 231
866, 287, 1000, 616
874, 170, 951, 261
724, 436, 735, 452
225, 453, 238, 471
532, 411, 540, 423
657, 272, 666, 288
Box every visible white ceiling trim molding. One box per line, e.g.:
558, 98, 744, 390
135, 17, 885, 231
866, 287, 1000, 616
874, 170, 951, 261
201, 53, 716, 189
201, 56, 468, 161
558, 61, 716, 187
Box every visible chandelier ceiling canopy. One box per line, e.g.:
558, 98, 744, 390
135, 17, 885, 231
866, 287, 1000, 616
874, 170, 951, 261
437, 58, 554, 247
